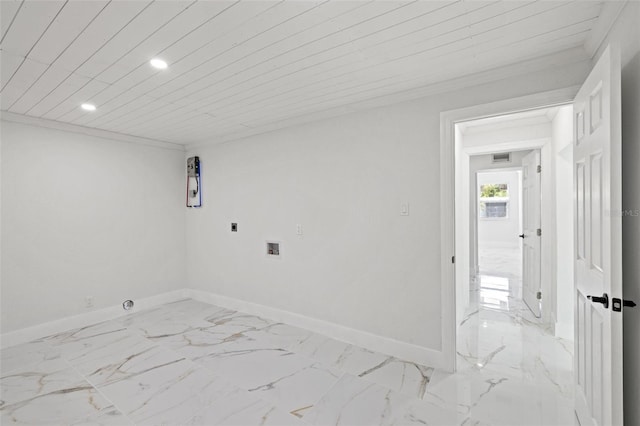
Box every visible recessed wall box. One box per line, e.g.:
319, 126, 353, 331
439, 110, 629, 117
231, 223, 238, 232
266, 241, 280, 257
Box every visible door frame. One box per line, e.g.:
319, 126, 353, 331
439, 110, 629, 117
439, 87, 578, 372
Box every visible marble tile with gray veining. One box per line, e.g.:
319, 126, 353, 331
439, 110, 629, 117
97, 356, 233, 426
288, 333, 390, 376
69, 405, 133, 426
0, 379, 113, 425
194, 334, 343, 414
303, 373, 417, 425
284, 331, 434, 400
44, 320, 131, 360
0, 340, 61, 375
186, 387, 305, 426
0, 358, 79, 407
0, 261, 578, 426
76, 342, 182, 387
246, 322, 317, 351
357, 356, 434, 400
205, 311, 276, 336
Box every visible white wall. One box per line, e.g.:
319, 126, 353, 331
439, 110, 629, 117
552, 105, 574, 340
0, 120, 186, 333
476, 170, 521, 249
594, 2, 640, 424
186, 59, 591, 359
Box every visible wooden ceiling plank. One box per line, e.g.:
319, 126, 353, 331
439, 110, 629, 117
189, 1, 589, 117
165, 2, 481, 114
0, 0, 23, 44
68, 1, 277, 126
184, 2, 547, 113
147, 1, 325, 100
82, 1, 197, 84
97, 2, 277, 101
0, 50, 23, 88
10, 63, 78, 114
27, 1, 155, 117
85, 1, 235, 92
221, 24, 586, 125
228, 32, 591, 128
28, 1, 110, 65
126, 2, 397, 108
1, 58, 48, 110
71, 84, 151, 126
156, 1, 358, 105
117, 112, 214, 140
27, 72, 91, 117
0, 0, 66, 57
156, 1, 440, 106
41, 79, 109, 120
92, 98, 185, 131
51, 1, 153, 77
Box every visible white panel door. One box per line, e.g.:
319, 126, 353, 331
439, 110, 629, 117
573, 45, 623, 426
522, 150, 541, 317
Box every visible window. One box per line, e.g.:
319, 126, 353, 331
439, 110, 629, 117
479, 183, 509, 219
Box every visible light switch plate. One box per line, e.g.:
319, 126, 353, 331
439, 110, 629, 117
400, 202, 409, 216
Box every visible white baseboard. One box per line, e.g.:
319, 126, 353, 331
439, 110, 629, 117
555, 320, 574, 341
1, 289, 188, 348
186, 288, 444, 369
1, 288, 444, 369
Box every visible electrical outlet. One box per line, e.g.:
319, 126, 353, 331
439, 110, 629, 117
85, 296, 94, 308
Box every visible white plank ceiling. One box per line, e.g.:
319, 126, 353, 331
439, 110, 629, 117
1, 0, 604, 146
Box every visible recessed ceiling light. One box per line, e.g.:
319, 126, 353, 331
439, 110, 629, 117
81, 103, 96, 111
150, 58, 168, 69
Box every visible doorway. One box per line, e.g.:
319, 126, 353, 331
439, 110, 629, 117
443, 104, 577, 421
439, 46, 625, 425
475, 167, 526, 314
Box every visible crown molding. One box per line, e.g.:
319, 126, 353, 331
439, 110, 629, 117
584, 0, 627, 58
1, 111, 185, 152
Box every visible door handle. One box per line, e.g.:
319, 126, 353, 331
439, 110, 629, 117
612, 297, 637, 312
519, 234, 525, 239
587, 293, 609, 309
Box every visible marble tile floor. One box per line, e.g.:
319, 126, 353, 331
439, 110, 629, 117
478, 245, 523, 278
1, 294, 575, 425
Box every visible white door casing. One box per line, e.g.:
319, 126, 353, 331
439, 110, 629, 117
573, 45, 623, 426
522, 150, 542, 318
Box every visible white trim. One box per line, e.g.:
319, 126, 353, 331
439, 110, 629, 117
0, 290, 188, 348
186, 288, 444, 369
1, 287, 445, 369
0, 112, 185, 152
440, 87, 579, 373
583, 0, 627, 59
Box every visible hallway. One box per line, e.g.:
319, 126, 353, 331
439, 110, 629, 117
439, 248, 575, 424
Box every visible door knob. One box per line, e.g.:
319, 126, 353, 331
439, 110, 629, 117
519, 234, 525, 239
587, 293, 609, 309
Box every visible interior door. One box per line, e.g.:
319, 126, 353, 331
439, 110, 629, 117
573, 45, 623, 426
521, 150, 541, 318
